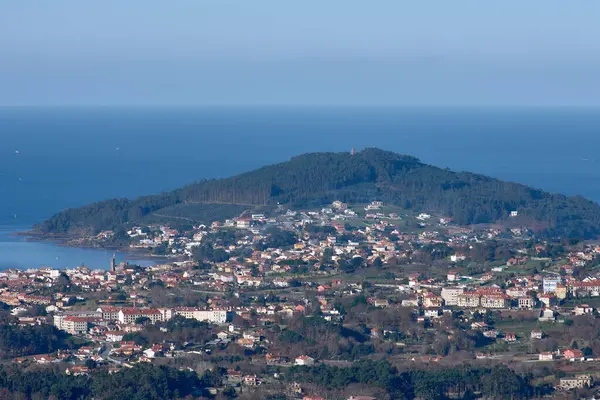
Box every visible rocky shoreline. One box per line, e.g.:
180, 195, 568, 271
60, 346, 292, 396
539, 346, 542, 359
13, 230, 182, 264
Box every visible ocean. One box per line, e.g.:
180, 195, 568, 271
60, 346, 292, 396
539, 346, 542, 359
2, 106, 600, 269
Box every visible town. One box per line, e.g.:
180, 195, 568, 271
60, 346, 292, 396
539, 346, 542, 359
3, 200, 600, 399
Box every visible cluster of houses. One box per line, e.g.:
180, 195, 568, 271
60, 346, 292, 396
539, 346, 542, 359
4, 201, 600, 395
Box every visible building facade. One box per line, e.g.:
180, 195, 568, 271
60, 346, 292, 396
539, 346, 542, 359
118, 308, 163, 324
441, 287, 464, 306
457, 293, 480, 308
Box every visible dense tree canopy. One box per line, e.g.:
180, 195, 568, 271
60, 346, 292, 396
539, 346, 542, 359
254, 227, 297, 250
0, 324, 77, 359
287, 360, 547, 400
0, 364, 204, 400
37, 148, 600, 238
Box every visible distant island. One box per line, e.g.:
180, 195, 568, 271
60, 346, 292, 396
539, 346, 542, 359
34, 148, 600, 240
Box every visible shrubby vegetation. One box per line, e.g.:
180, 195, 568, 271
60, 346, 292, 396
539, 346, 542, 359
37, 148, 600, 238
271, 315, 370, 360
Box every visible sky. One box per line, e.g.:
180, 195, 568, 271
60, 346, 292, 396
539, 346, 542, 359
1, 1, 600, 106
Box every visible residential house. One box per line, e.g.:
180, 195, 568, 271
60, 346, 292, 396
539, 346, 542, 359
216, 331, 229, 340
105, 331, 125, 342
563, 349, 585, 361
539, 309, 556, 322
504, 332, 517, 343
143, 345, 164, 359
482, 329, 499, 339
471, 322, 488, 331
422, 293, 443, 308
237, 338, 255, 349
555, 284, 567, 300
559, 375, 592, 390
506, 287, 528, 298
65, 366, 89, 376
317, 285, 331, 293
538, 293, 556, 308
295, 355, 315, 366
110, 341, 141, 356
243, 375, 259, 386
531, 330, 543, 340
372, 299, 390, 308
574, 304, 594, 316
401, 298, 419, 307
408, 274, 420, 287
226, 369, 243, 385
33, 355, 54, 364
424, 309, 440, 318
265, 353, 287, 365
518, 297, 535, 310
237, 276, 263, 287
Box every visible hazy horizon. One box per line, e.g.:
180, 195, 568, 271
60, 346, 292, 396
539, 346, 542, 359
2, 1, 600, 107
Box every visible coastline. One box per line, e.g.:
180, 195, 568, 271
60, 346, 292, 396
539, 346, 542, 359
10, 229, 182, 266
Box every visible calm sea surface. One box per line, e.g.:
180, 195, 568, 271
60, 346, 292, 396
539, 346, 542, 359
2, 106, 600, 269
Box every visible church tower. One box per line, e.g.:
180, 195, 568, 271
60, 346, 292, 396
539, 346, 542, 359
110, 254, 116, 272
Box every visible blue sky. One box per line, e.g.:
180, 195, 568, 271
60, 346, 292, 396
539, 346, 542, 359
1, 1, 600, 106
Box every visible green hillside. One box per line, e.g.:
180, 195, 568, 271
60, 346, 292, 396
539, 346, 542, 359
35, 148, 600, 238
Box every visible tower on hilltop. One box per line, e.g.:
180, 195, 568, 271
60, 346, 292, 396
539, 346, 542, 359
351, 147, 357, 156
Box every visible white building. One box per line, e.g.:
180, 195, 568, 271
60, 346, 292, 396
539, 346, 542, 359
295, 355, 315, 366
57, 316, 89, 334
272, 278, 290, 288
559, 375, 592, 390
105, 331, 125, 342
118, 308, 163, 324
543, 277, 561, 293
441, 287, 464, 306
96, 307, 121, 321
169, 307, 231, 324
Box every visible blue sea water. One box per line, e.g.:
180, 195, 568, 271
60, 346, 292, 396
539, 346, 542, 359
2, 106, 600, 269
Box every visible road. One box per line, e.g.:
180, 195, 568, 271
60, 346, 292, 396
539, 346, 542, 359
99, 342, 124, 365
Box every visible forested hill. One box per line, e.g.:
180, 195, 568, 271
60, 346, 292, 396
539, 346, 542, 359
36, 148, 600, 238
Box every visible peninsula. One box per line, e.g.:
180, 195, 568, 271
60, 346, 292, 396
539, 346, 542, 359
34, 148, 600, 241
3, 148, 600, 398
